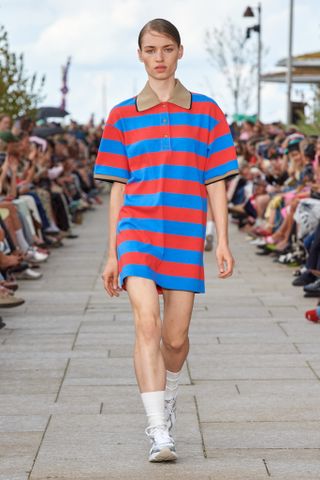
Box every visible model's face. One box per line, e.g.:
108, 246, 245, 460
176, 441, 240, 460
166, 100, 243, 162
138, 30, 183, 81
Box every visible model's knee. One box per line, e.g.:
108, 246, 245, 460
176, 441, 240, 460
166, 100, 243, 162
135, 311, 161, 344
162, 334, 189, 353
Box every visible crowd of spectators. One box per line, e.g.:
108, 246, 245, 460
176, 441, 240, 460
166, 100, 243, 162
1, 109, 319, 324
0, 112, 103, 319
227, 119, 320, 319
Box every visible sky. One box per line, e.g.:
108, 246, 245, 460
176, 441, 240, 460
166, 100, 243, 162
1, 0, 319, 123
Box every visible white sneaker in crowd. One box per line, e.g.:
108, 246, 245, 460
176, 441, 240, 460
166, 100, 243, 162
145, 424, 177, 462
164, 397, 177, 433
15, 268, 43, 280
25, 247, 48, 264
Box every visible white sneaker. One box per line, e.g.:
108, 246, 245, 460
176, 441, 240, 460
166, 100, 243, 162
25, 247, 48, 264
15, 268, 43, 280
164, 397, 177, 433
250, 237, 266, 246
145, 424, 177, 462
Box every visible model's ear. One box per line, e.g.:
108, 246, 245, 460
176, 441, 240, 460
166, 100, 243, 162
178, 44, 184, 60
137, 48, 143, 62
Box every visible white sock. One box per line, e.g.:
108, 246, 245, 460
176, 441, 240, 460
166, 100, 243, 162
206, 220, 214, 237
165, 369, 181, 401
141, 390, 165, 428
16, 229, 29, 253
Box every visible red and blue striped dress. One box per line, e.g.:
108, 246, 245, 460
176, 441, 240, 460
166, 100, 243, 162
94, 81, 239, 294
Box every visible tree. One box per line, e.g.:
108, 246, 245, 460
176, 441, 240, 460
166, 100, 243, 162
205, 18, 258, 117
297, 85, 320, 135
0, 25, 45, 119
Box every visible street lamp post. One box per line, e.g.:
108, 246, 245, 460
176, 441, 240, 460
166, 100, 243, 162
243, 3, 262, 121
286, 0, 294, 126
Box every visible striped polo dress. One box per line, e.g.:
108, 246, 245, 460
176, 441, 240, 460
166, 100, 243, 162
94, 79, 239, 294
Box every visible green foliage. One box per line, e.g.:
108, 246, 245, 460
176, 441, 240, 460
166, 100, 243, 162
296, 86, 320, 136
0, 25, 45, 119
297, 110, 320, 136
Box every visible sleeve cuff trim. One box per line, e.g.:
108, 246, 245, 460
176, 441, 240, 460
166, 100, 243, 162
205, 169, 239, 185
94, 173, 128, 184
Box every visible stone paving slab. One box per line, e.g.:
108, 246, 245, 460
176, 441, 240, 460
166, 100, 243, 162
188, 353, 305, 366
1, 200, 320, 478
0, 431, 43, 456
196, 395, 320, 422
262, 449, 320, 479
202, 421, 320, 450
0, 394, 101, 415
0, 455, 33, 480
29, 413, 204, 479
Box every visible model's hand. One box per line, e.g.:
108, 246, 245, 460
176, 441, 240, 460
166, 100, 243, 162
215, 243, 235, 279
101, 257, 122, 297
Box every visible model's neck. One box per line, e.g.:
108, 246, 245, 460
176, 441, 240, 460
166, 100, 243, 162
148, 76, 177, 102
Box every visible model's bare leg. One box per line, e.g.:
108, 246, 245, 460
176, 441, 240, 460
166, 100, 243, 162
125, 276, 166, 393
160, 289, 195, 432
161, 289, 195, 372
126, 276, 177, 461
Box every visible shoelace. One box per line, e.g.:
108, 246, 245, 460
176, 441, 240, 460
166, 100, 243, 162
165, 398, 176, 414
145, 424, 172, 445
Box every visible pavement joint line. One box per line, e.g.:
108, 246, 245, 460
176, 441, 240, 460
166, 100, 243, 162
54, 358, 71, 403
217, 337, 221, 344
1, 328, 15, 344
276, 321, 289, 337
306, 361, 320, 381
262, 458, 271, 477
202, 420, 320, 424
71, 309, 90, 351
100, 402, 103, 414
83, 293, 93, 314
193, 395, 207, 459
27, 414, 52, 480
256, 296, 265, 306
235, 384, 241, 395
112, 313, 116, 321
293, 342, 301, 354
193, 377, 314, 382
107, 349, 111, 358
186, 358, 194, 385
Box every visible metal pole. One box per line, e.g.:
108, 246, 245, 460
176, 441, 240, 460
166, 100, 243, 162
286, 0, 294, 125
257, 2, 261, 121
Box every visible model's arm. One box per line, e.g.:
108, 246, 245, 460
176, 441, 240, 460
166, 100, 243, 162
206, 180, 235, 278
102, 181, 125, 297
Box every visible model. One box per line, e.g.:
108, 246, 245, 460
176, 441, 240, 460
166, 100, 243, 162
94, 18, 239, 462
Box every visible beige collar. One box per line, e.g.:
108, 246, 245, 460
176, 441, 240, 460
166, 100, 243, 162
136, 79, 192, 112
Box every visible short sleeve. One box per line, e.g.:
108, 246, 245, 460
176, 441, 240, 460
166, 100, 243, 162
204, 104, 239, 185
93, 115, 130, 184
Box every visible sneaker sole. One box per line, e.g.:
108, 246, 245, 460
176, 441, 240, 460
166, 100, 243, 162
15, 274, 43, 280
149, 447, 177, 462
0, 299, 25, 308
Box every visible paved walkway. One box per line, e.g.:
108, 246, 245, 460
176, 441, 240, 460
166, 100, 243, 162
1, 197, 320, 480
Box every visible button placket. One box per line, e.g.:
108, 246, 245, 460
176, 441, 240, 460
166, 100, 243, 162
161, 104, 171, 150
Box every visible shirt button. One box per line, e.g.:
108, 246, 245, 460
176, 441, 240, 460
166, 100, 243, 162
163, 118, 167, 123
